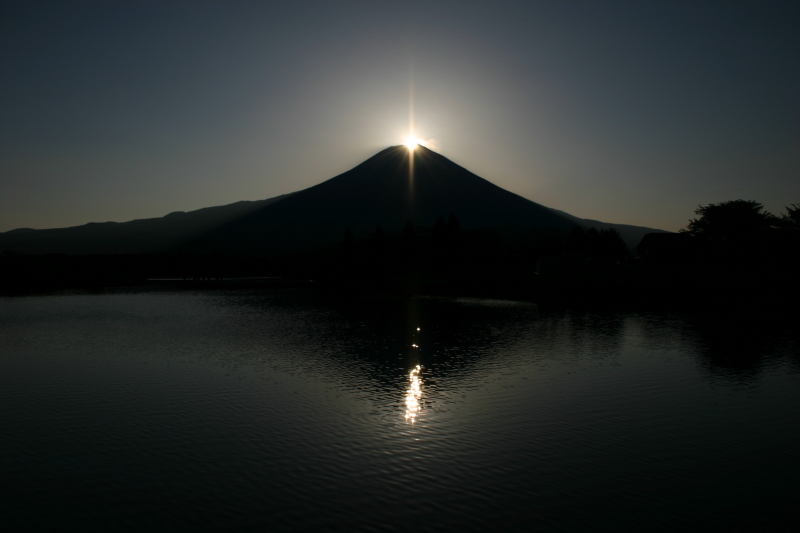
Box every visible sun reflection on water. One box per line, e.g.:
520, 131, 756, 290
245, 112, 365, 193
404, 365, 423, 422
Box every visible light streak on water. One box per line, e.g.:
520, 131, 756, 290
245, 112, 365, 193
404, 365, 423, 422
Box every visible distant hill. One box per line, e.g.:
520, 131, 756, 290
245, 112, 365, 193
0, 194, 293, 254
545, 208, 671, 252
0, 145, 667, 255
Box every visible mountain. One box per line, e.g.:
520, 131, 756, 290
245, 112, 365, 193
0, 145, 666, 255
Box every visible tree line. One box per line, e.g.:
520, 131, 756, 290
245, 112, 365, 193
2, 200, 797, 311
640, 199, 800, 263
637, 200, 799, 311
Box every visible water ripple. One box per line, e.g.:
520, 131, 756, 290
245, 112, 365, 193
1, 290, 798, 531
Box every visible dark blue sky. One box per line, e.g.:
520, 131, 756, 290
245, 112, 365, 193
2, 0, 798, 232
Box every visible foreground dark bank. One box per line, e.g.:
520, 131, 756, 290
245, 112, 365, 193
3, 202, 799, 319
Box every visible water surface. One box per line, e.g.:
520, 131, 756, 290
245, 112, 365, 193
1, 289, 798, 531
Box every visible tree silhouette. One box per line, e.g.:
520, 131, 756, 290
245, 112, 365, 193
447, 212, 461, 233
598, 228, 628, 261
776, 204, 800, 269
565, 226, 585, 253
779, 204, 800, 232
584, 228, 601, 255
681, 200, 778, 243
434, 215, 447, 235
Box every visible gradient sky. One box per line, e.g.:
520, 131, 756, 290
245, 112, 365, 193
2, 0, 798, 233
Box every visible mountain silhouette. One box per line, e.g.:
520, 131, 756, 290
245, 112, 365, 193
0, 145, 665, 255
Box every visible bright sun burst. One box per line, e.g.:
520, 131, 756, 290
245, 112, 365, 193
404, 136, 421, 150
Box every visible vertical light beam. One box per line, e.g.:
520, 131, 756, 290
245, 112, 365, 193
407, 73, 415, 207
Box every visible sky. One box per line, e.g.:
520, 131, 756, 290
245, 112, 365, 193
1, 0, 798, 233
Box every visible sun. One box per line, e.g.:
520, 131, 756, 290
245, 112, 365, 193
404, 136, 421, 150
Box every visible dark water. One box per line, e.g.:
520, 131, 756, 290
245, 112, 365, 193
1, 289, 798, 531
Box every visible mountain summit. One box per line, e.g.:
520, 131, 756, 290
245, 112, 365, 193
282, 144, 576, 231
0, 146, 665, 255
180, 145, 581, 255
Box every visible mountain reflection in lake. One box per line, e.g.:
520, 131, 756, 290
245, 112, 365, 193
1, 289, 798, 531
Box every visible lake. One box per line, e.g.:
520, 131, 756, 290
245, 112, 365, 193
1, 288, 798, 531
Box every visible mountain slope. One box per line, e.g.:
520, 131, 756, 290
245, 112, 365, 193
546, 207, 670, 250
0, 194, 293, 254
177, 145, 588, 255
